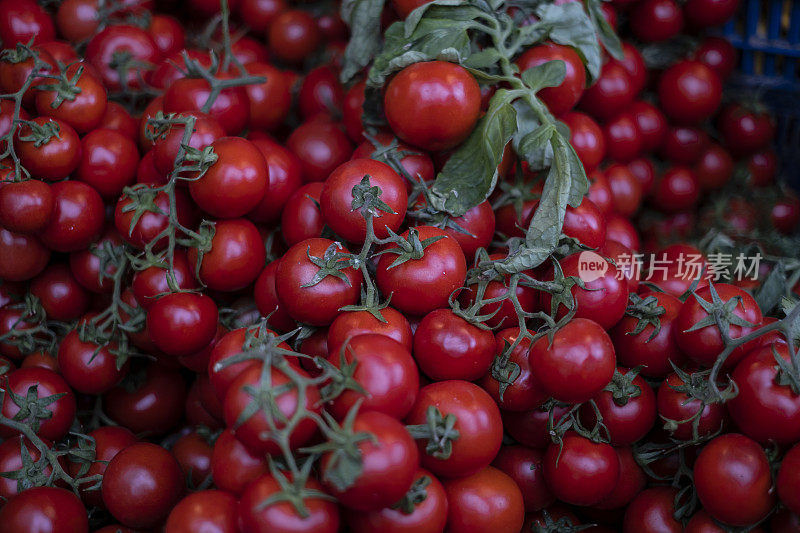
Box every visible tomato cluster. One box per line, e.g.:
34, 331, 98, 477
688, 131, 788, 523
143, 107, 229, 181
0, 0, 798, 531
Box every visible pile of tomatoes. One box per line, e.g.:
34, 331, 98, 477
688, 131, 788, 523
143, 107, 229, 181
0, 0, 798, 531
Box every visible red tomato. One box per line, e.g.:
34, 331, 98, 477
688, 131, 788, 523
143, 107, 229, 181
147, 292, 218, 357
0, 177, 53, 235
57, 327, 127, 394
85, 24, 161, 91
658, 61, 722, 124
480, 328, 547, 412
694, 143, 734, 190
247, 136, 303, 225
68, 425, 137, 508
327, 307, 413, 356
406, 380, 503, 478
286, 120, 354, 183
376, 226, 466, 317
694, 434, 775, 526
718, 103, 775, 153
0, 486, 87, 533
562, 111, 605, 171
579, 62, 635, 121
604, 111, 642, 162
728, 344, 800, 445
443, 466, 525, 532
622, 486, 683, 533
345, 468, 448, 533
492, 445, 554, 512
0, 367, 76, 441
327, 333, 419, 420
384, 61, 481, 151
651, 166, 700, 213
321, 411, 419, 511
165, 490, 238, 533
321, 158, 408, 242
163, 77, 248, 136
189, 137, 268, 218
268, 10, 321, 64
777, 443, 800, 516
630, 0, 684, 42
657, 371, 728, 440
581, 368, 657, 445
102, 442, 185, 529
35, 65, 107, 135
542, 432, 620, 506
529, 318, 616, 403
210, 429, 268, 495
517, 43, 586, 116
15, 117, 81, 181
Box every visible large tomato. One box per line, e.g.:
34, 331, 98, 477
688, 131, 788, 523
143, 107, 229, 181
0, 367, 76, 441
443, 466, 525, 532
405, 380, 502, 478
0, 486, 87, 533
517, 42, 586, 116
529, 318, 616, 404
542, 432, 620, 506
384, 61, 480, 151
165, 490, 238, 533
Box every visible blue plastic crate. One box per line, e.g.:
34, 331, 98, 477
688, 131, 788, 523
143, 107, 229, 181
719, 0, 800, 188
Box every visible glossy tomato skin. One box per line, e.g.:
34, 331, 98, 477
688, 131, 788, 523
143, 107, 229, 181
0, 486, 88, 533
693, 434, 775, 526
115, 187, 197, 251
69, 425, 137, 508
210, 429, 267, 495
492, 445, 554, 512
581, 369, 657, 446
35, 65, 107, 135
298, 65, 344, 119
328, 308, 413, 356
543, 432, 620, 506
240, 473, 339, 533
152, 113, 225, 175
480, 328, 548, 412
75, 128, 138, 199
630, 0, 684, 42
268, 10, 321, 64
85, 25, 161, 91
611, 291, 685, 377
30, 262, 89, 321
147, 292, 219, 357
612, 42, 648, 94
40, 180, 104, 253
57, 328, 128, 394
104, 363, 187, 436
131, 250, 198, 310
659, 125, 710, 164
376, 226, 466, 317
321, 411, 419, 511
630, 100, 667, 152
188, 218, 266, 292
164, 490, 238, 533
694, 143, 734, 190
0, 178, 53, 234
604, 111, 642, 162
276, 238, 362, 326
353, 132, 435, 188
562, 111, 605, 171
15, 117, 82, 181
223, 362, 321, 454
406, 380, 503, 478
685, 0, 739, 28
413, 308, 495, 381
102, 442, 185, 529
0, 0, 55, 46
244, 62, 292, 131
652, 166, 700, 213
247, 136, 303, 225
189, 137, 268, 218
443, 466, 525, 533
622, 486, 683, 533
777, 443, 800, 516
345, 468, 447, 533
384, 61, 481, 151
321, 158, 408, 242
675, 283, 762, 368
436, 199, 496, 261
502, 404, 570, 449
659, 61, 722, 125
529, 318, 616, 404
286, 120, 354, 183
517, 43, 586, 116
253, 261, 297, 332
746, 148, 777, 187
694, 36, 738, 80
281, 182, 325, 246
579, 62, 635, 121
605, 163, 643, 217
595, 447, 647, 510
718, 104, 775, 153
0, 367, 76, 441
657, 371, 728, 440
728, 344, 800, 445
540, 252, 628, 330
164, 77, 248, 136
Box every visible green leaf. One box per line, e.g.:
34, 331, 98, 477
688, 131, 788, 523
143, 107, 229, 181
585, 0, 624, 60
340, 0, 386, 82
524, 129, 588, 263
535, 2, 603, 81
463, 48, 504, 70
511, 98, 551, 171
403, 0, 473, 35
520, 59, 567, 93
755, 262, 786, 314
429, 89, 518, 216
